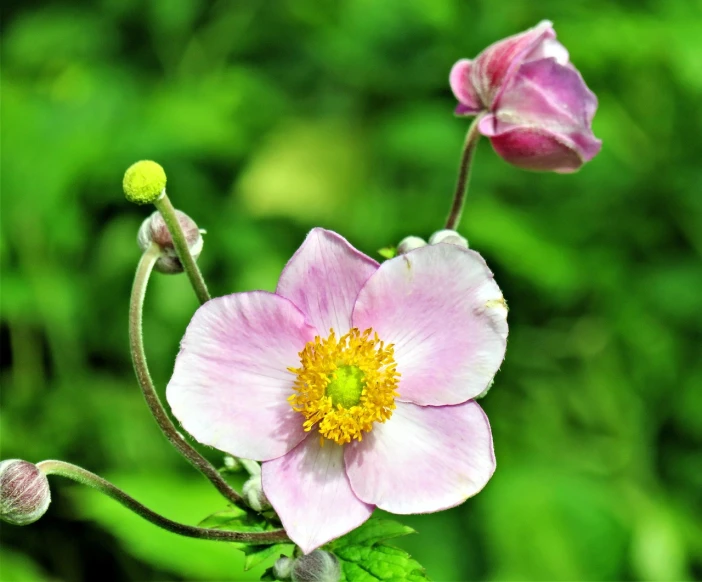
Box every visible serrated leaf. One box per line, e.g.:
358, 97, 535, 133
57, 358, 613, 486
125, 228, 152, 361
242, 543, 293, 571
327, 518, 428, 581
330, 518, 416, 549
335, 545, 429, 582
259, 566, 277, 581
378, 247, 397, 260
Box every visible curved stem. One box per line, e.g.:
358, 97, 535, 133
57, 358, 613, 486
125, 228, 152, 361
37, 461, 288, 544
445, 113, 485, 231
130, 243, 246, 507
153, 193, 211, 305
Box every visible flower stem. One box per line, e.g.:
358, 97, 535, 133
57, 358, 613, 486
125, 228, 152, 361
130, 243, 246, 508
36, 460, 288, 544
445, 114, 485, 231
153, 193, 211, 305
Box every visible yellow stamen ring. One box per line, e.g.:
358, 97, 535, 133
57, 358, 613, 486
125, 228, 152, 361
288, 328, 400, 445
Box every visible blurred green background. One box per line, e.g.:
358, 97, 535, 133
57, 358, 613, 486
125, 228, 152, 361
2, 0, 702, 580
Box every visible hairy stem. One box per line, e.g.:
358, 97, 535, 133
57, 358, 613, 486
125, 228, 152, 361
130, 243, 246, 507
445, 113, 485, 231
37, 461, 288, 544
153, 193, 211, 305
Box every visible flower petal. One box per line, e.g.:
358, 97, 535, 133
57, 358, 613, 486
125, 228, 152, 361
262, 436, 374, 554
166, 291, 316, 461
473, 20, 554, 107
345, 401, 495, 513
497, 58, 600, 133
449, 59, 483, 113
484, 124, 596, 173
277, 228, 379, 336
352, 244, 508, 405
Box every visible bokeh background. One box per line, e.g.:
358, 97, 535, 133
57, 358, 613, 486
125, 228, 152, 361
2, 0, 702, 580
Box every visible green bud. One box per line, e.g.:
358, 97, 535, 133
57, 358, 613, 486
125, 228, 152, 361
123, 160, 167, 205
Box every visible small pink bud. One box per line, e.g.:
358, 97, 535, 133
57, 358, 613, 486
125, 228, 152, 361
450, 21, 601, 172
137, 210, 204, 274
0, 460, 51, 525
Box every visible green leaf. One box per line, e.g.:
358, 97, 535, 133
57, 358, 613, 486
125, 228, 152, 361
198, 506, 285, 552
328, 518, 429, 581
330, 518, 416, 548
377, 247, 397, 260
242, 543, 294, 571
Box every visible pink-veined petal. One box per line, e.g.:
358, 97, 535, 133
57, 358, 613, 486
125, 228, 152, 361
473, 20, 555, 107
352, 244, 508, 406
345, 401, 495, 513
262, 436, 374, 554
496, 58, 599, 133
276, 228, 379, 336
166, 292, 316, 461
484, 124, 599, 173
449, 59, 483, 112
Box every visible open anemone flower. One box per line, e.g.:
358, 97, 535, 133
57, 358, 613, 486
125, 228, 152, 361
167, 228, 508, 553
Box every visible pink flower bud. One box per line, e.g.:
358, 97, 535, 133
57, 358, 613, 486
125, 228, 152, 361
137, 210, 204, 274
450, 20, 601, 173
0, 460, 51, 525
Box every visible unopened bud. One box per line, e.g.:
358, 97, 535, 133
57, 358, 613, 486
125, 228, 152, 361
0, 460, 51, 525
429, 229, 469, 248
292, 550, 341, 582
222, 455, 241, 472
396, 236, 427, 255
242, 474, 270, 512
123, 160, 167, 205
137, 210, 204, 274
273, 556, 294, 580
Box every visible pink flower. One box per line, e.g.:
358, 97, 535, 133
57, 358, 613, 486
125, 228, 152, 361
450, 20, 602, 173
166, 229, 508, 553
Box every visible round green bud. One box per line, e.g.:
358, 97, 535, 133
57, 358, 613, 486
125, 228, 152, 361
123, 160, 167, 205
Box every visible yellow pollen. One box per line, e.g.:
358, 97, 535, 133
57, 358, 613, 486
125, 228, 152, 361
288, 328, 400, 445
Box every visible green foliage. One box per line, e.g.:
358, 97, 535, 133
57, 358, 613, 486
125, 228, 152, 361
328, 518, 428, 582
198, 505, 294, 571
2, 0, 702, 580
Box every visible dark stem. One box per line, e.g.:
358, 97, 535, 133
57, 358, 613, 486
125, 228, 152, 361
153, 193, 211, 305
37, 461, 288, 544
130, 243, 246, 507
445, 113, 485, 231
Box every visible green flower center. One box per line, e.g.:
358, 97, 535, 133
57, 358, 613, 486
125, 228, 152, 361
325, 365, 365, 408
